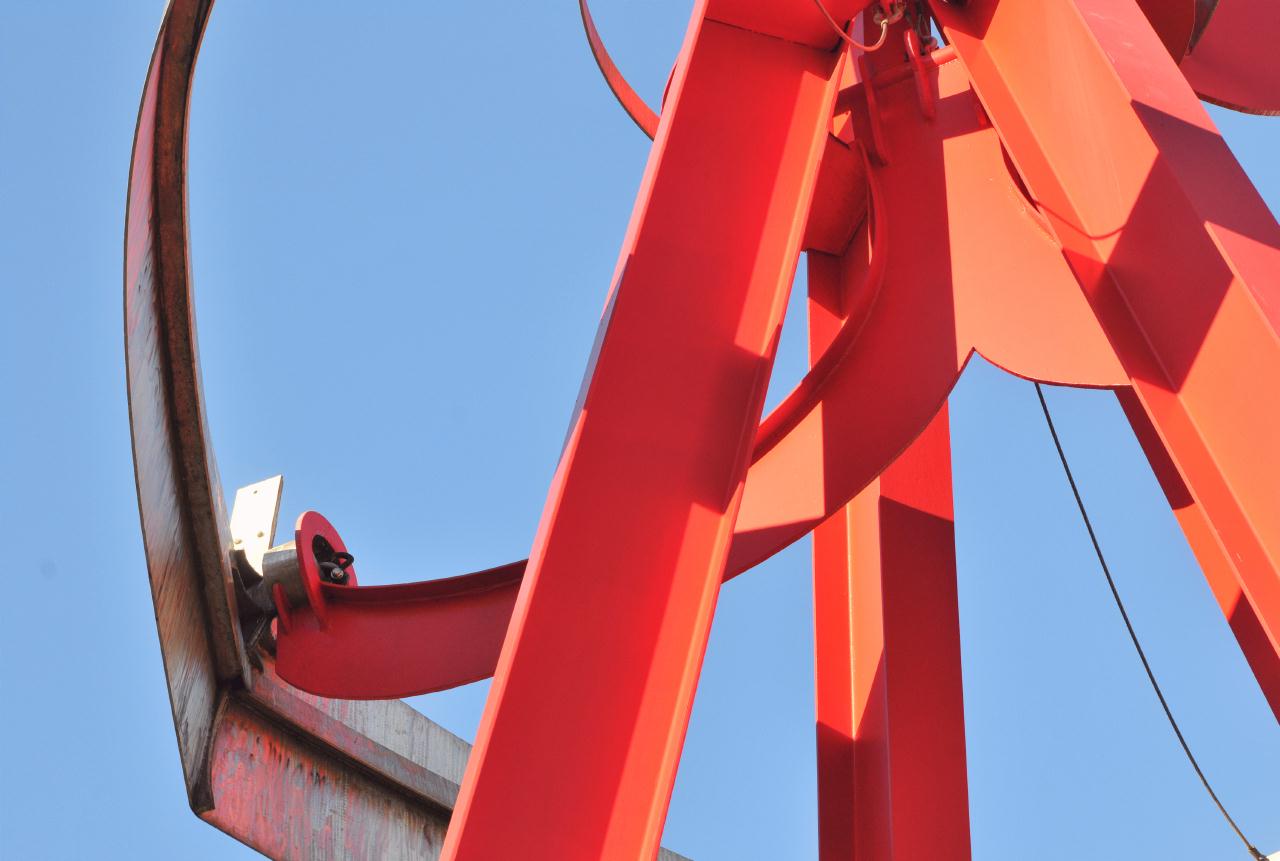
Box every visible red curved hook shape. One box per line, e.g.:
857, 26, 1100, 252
274, 57, 1128, 699
579, 0, 660, 138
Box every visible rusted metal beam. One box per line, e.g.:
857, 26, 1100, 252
811, 249, 970, 860
125, 0, 244, 806
203, 658, 465, 859
203, 657, 695, 860
124, 3, 697, 858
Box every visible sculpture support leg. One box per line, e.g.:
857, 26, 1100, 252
1117, 388, 1280, 709
441, 15, 842, 861
934, 0, 1280, 719
811, 260, 971, 861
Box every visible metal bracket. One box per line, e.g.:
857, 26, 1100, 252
229, 475, 283, 583
228, 475, 358, 641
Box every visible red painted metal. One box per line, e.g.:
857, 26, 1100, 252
1117, 388, 1280, 717
1180, 0, 1280, 115
579, 0, 659, 138
277, 562, 526, 696
130, 0, 1280, 857
440, 13, 846, 859
294, 511, 358, 627
813, 407, 970, 861
1135, 0, 1196, 60
276, 49, 1130, 701
932, 0, 1280, 719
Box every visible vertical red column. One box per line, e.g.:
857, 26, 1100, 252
442, 12, 843, 861
811, 256, 971, 861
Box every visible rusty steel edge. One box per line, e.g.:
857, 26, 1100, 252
124, 0, 467, 846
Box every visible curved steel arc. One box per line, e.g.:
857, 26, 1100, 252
579, 0, 1280, 127
275, 60, 1129, 699
126, 0, 243, 808
580, 0, 660, 138
753, 144, 888, 461
1179, 0, 1280, 115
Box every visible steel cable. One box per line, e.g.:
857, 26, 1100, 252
811, 0, 903, 51
1033, 381, 1266, 861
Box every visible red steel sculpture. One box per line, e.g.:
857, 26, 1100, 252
127, 0, 1279, 858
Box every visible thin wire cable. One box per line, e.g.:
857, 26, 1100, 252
1033, 381, 1267, 861
811, 0, 899, 51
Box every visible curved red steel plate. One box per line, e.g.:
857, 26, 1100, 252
580, 0, 660, 138
125, 0, 247, 804
1180, 0, 1280, 115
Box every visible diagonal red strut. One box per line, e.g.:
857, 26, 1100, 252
440, 12, 846, 860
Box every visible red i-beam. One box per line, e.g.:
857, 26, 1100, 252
441, 7, 848, 859
810, 264, 970, 859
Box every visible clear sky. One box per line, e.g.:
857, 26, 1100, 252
1, 3, 1278, 860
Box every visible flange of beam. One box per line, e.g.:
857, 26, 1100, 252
931, 0, 1280, 719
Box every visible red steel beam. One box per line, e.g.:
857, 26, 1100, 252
1179, 0, 1280, 115
931, 0, 1280, 719
811, 251, 970, 861
1117, 389, 1280, 715
850, 407, 970, 861
440, 11, 845, 860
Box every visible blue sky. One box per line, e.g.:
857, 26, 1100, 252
1, 3, 1277, 859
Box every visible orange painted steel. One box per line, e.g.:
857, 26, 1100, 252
933, 0, 1280, 720
1118, 389, 1280, 712
810, 232, 970, 861
126, 6, 467, 857
579, 0, 659, 138
129, 0, 1280, 858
